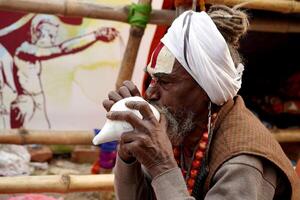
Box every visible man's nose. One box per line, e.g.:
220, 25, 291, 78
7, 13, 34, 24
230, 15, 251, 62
145, 86, 160, 102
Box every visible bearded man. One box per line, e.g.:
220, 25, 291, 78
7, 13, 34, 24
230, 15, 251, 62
103, 5, 300, 200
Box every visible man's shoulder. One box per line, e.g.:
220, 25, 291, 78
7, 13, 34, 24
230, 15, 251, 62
214, 95, 273, 148
207, 154, 288, 199
215, 154, 278, 189
211, 95, 289, 168
206, 96, 298, 199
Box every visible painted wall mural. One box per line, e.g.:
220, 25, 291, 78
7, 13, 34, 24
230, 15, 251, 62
0, 0, 161, 130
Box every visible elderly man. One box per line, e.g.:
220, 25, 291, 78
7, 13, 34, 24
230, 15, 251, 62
103, 6, 299, 200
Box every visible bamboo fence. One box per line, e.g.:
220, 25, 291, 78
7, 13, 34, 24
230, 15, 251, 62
0, 129, 299, 194
0, 174, 114, 194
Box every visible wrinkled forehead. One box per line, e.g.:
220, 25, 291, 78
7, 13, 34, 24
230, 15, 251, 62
147, 42, 176, 76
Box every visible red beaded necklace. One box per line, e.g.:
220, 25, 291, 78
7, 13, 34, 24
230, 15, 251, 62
173, 131, 209, 194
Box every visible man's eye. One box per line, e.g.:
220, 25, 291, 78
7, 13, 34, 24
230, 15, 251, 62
158, 79, 170, 85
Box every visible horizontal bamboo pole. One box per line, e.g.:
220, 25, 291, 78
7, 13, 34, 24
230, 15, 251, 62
0, 129, 94, 145
0, 0, 299, 18
0, 129, 299, 145
250, 17, 300, 33
207, 0, 300, 14
273, 129, 300, 143
0, 0, 175, 26
0, 0, 299, 33
0, 174, 114, 194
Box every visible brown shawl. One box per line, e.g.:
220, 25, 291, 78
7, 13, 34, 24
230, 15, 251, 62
204, 96, 300, 199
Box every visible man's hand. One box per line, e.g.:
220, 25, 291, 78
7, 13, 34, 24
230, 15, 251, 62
102, 81, 141, 163
94, 27, 118, 42
106, 101, 177, 178
102, 80, 141, 112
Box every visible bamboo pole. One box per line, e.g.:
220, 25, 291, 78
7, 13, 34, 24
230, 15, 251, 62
273, 129, 300, 143
0, 0, 299, 24
206, 0, 300, 14
115, 0, 152, 88
0, 129, 94, 145
0, 174, 114, 194
0, 0, 299, 33
0, 0, 299, 16
0, 0, 175, 26
0, 128, 299, 144
250, 17, 300, 33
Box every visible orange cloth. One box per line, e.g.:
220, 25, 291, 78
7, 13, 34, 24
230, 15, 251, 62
296, 159, 300, 178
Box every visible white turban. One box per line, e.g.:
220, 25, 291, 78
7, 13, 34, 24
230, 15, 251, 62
161, 11, 244, 105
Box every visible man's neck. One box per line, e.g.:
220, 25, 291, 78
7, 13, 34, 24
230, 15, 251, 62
182, 126, 206, 157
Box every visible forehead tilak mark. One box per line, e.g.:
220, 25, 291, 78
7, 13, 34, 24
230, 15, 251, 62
147, 43, 175, 76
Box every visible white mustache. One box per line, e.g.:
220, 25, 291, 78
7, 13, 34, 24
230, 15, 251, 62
93, 96, 160, 145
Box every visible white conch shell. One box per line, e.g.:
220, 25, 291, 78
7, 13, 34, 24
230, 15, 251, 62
93, 96, 160, 145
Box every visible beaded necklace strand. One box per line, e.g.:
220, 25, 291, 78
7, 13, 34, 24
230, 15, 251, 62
173, 102, 213, 195
173, 131, 209, 194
